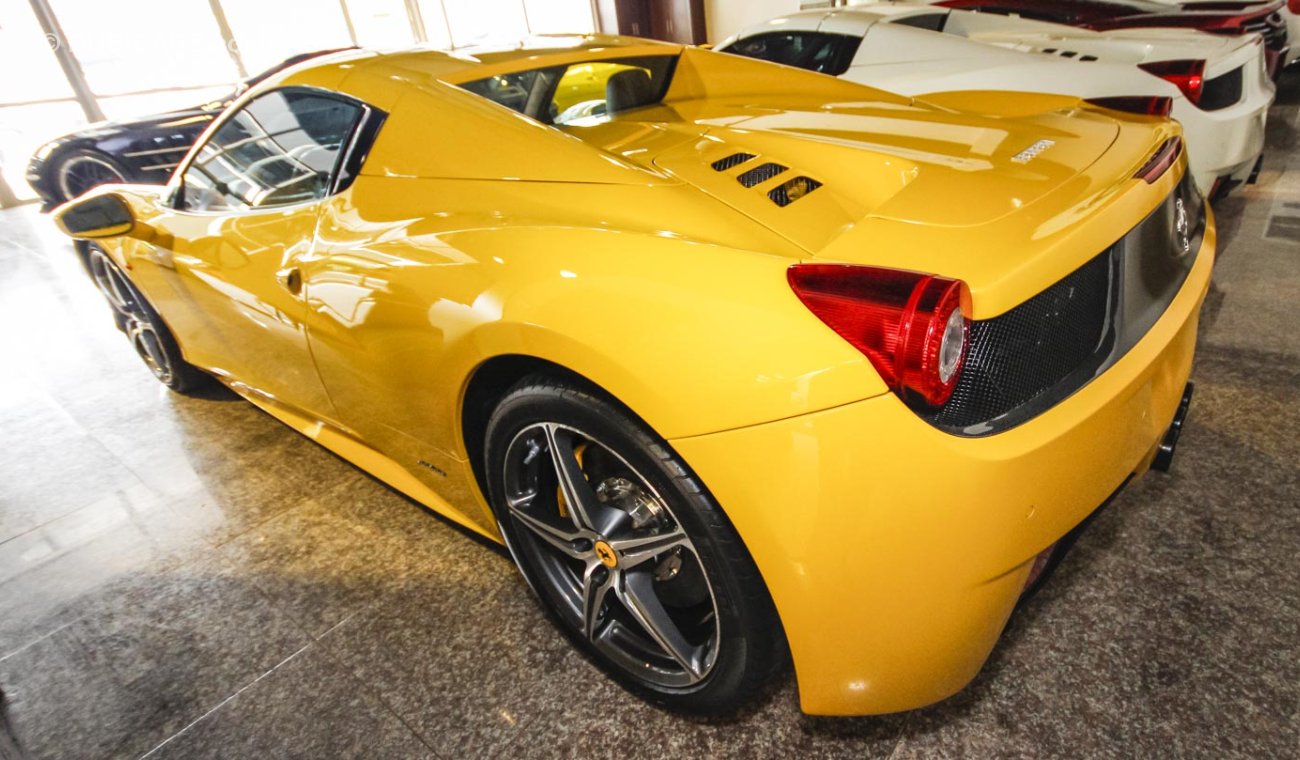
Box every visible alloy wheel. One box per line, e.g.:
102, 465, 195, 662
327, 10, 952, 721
87, 247, 137, 313
58, 154, 126, 201
87, 248, 174, 384
501, 421, 721, 688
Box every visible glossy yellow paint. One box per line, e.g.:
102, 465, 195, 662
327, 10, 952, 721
54, 36, 1214, 715
675, 215, 1214, 714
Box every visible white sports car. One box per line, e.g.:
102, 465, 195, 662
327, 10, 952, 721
719, 3, 1274, 195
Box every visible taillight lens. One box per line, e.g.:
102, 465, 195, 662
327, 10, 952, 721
1138, 59, 1206, 106
1290, 1, 1299, 15
1085, 96, 1174, 117
788, 264, 971, 407
1134, 136, 1182, 183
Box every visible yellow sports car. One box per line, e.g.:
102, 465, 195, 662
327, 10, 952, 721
52, 35, 1213, 716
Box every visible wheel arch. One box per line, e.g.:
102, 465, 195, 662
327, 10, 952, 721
459, 351, 794, 684
460, 353, 590, 506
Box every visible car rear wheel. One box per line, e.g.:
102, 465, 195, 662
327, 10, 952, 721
86, 246, 210, 394
54, 149, 128, 203
485, 375, 786, 714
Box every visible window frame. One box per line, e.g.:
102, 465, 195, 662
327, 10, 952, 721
168, 85, 385, 215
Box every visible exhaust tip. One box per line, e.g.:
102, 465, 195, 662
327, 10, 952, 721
1152, 381, 1195, 473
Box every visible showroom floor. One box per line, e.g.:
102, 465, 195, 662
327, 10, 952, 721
2, 76, 1299, 759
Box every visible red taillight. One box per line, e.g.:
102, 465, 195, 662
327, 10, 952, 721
1085, 96, 1174, 117
1290, 0, 1299, 15
1134, 136, 1182, 183
788, 264, 971, 407
1138, 59, 1206, 106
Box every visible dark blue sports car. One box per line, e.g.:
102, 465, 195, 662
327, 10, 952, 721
26, 49, 351, 209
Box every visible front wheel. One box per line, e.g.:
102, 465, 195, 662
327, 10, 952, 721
53, 149, 128, 203
85, 246, 210, 394
484, 375, 787, 714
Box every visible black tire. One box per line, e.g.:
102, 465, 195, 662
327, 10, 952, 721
51, 148, 129, 204
84, 245, 211, 394
484, 374, 787, 715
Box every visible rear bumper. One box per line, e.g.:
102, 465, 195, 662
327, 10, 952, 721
672, 214, 1216, 715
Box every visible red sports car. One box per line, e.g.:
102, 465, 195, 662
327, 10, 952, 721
936, 0, 1291, 76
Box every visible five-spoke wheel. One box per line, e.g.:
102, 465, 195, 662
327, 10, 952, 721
85, 246, 209, 393
486, 376, 786, 713
502, 421, 720, 687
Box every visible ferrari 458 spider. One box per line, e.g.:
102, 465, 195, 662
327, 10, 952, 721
52, 36, 1213, 716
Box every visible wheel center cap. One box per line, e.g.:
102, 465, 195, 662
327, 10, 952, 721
593, 540, 618, 569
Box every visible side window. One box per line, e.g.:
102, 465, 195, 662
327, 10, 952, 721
721, 33, 861, 76
179, 90, 363, 212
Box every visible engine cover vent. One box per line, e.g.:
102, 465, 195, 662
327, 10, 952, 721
768, 177, 822, 207
711, 152, 756, 172
737, 162, 788, 188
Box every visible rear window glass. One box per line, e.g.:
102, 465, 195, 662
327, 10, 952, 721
459, 55, 677, 125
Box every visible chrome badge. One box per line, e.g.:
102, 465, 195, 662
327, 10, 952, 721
1011, 139, 1056, 164
1174, 197, 1191, 256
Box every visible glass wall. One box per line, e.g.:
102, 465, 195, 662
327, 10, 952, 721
441, 0, 528, 47
0, 0, 596, 204
220, 0, 354, 74
524, 0, 596, 36
49, 0, 237, 94
0, 0, 80, 201
346, 0, 417, 49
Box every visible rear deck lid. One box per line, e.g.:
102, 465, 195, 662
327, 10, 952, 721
646, 96, 1120, 252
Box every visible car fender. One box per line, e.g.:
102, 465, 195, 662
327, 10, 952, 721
305, 221, 886, 460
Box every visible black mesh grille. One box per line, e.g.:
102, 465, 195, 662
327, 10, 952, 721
1200, 66, 1243, 111
737, 162, 787, 187
920, 251, 1114, 433
768, 177, 822, 207
919, 171, 1202, 436
711, 152, 756, 172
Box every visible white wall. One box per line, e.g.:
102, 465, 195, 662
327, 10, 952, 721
704, 0, 802, 44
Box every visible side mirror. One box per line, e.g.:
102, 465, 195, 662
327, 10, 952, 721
53, 193, 136, 240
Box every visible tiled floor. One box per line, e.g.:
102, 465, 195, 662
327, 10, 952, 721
2, 74, 1298, 759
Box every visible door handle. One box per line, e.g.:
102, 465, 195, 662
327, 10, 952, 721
276, 267, 302, 296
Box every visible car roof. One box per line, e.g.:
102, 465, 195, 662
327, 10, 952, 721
230, 34, 692, 185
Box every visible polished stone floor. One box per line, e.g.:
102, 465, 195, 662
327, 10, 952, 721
2, 78, 1299, 760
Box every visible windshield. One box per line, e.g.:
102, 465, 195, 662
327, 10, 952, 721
459, 55, 677, 125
